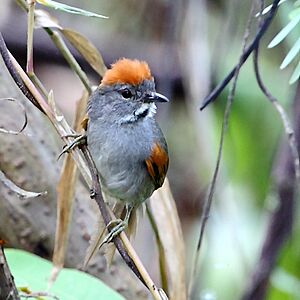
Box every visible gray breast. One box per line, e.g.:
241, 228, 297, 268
87, 118, 157, 205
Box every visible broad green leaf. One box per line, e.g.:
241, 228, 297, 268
289, 59, 300, 83
268, 13, 300, 48
61, 29, 107, 77
280, 37, 300, 69
5, 249, 125, 300
36, 0, 108, 19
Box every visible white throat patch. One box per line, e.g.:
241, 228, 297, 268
119, 103, 157, 124
135, 103, 157, 118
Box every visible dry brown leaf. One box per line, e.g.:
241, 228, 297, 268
61, 28, 107, 77
50, 91, 88, 284
149, 178, 187, 300
0, 169, 46, 198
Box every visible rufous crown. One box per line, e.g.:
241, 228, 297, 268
101, 58, 152, 86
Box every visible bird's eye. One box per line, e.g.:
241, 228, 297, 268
121, 89, 132, 99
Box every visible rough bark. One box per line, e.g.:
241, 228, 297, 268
0, 55, 148, 299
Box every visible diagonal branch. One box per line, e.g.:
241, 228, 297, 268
189, 2, 257, 297
241, 2, 300, 295
200, 0, 280, 110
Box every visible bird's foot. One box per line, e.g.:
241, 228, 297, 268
58, 133, 87, 160
99, 219, 128, 247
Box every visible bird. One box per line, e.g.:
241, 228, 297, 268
84, 58, 169, 265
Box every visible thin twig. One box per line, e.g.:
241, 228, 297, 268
241, 83, 300, 300
240, 1, 300, 298
26, 0, 35, 75
16, 0, 92, 94
44, 28, 92, 94
19, 291, 59, 300
189, 3, 257, 297
200, 0, 280, 110
253, 34, 300, 184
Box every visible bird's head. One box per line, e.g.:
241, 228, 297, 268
87, 58, 169, 124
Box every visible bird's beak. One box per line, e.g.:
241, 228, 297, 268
144, 92, 169, 103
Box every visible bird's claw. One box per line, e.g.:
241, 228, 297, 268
99, 219, 127, 247
58, 133, 87, 160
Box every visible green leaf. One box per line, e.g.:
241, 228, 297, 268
268, 13, 300, 48
280, 37, 300, 69
36, 0, 108, 19
5, 249, 125, 300
289, 60, 300, 84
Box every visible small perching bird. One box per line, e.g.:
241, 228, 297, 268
84, 58, 169, 264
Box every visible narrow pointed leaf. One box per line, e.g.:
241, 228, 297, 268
268, 14, 300, 48
62, 29, 107, 77
289, 60, 300, 84
51, 91, 88, 285
36, 0, 108, 19
280, 37, 300, 69
149, 178, 187, 300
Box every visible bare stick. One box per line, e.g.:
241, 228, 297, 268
253, 44, 300, 184
240, 1, 300, 298
16, 0, 92, 94
241, 83, 300, 300
200, 0, 280, 110
189, 2, 257, 297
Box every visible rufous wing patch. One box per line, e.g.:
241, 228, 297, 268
145, 142, 168, 189
81, 114, 89, 131
101, 58, 152, 86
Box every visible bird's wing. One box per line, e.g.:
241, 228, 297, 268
145, 142, 169, 189
81, 114, 89, 131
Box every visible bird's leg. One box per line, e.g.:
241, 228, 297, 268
58, 133, 87, 160
99, 204, 133, 247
